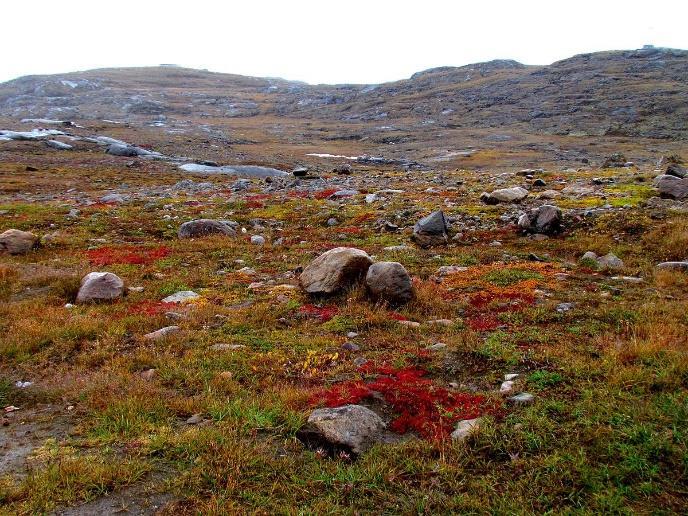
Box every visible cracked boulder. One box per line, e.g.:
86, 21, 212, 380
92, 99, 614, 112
518, 205, 563, 235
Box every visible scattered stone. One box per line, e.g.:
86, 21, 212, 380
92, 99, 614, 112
517, 205, 563, 235
500, 381, 515, 393
480, 187, 529, 204
426, 343, 448, 351
398, 320, 420, 328
303, 405, 385, 454
45, 140, 73, 150
185, 413, 205, 425
655, 261, 688, 272
100, 193, 128, 204
412, 210, 448, 247
509, 392, 535, 405
300, 247, 373, 295
76, 272, 124, 303
346, 332, 359, 339
556, 302, 575, 313
365, 261, 414, 305
505, 373, 519, 381
251, 235, 266, 245
140, 369, 157, 381
341, 342, 360, 351
162, 290, 200, 304
144, 326, 180, 340
655, 174, 688, 200
292, 165, 309, 177
451, 418, 481, 441
333, 163, 352, 175
665, 163, 687, 178
353, 357, 368, 367
178, 219, 237, 239
106, 143, 139, 157
210, 343, 245, 351
581, 252, 624, 270
0, 229, 38, 254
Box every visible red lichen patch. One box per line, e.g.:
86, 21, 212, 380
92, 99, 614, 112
287, 190, 310, 199
316, 365, 497, 440
299, 304, 339, 322
314, 188, 338, 200
388, 311, 408, 321
338, 227, 363, 234
127, 300, 176, 316
246, 194, 272, 201
467, 314, 502, 332
86, 245, 171, 266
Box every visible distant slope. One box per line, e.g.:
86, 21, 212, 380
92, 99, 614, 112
1, 47, 686, 139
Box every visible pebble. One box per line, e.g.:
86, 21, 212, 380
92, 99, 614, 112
509, 392, 535, 405
251, 235, 266, 245
451, 418, 481, 441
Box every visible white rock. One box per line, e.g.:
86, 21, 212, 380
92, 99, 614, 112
162, 291, 200, 304
451, 418, 481, 441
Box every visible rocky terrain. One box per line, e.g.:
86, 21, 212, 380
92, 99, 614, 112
0, 47, 687, 514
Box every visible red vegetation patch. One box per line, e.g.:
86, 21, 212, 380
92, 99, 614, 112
86, 245, 171, 266
314, 188, 338, 200
299, 304, 339, 322
317, 366, 496, 440
388, 311, 408, 321
467, 314, 502, 332
127, 301, 176, 316
338, 227, 363, 234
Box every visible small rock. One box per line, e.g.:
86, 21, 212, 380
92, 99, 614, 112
178, 219, 236, 239
451, 418, 481, 441
251, 235, 266, 245
300, 247, 373, 295
162, 291, 200, 304
140, 369, 157, 381
186, 413, 205, 425
144, 326, 180, 340
509, 393, 535, 405
365, 261, 414, 305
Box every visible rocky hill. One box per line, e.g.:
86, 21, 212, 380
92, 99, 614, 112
1, 47, 686, 139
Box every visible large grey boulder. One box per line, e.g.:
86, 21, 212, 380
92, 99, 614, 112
655, 174, 688, 200
178, 219, 237, 239
518, 205, 563, 235
300, 247, 372, 295
412, 210, 448, 247
303, 405, 385, 455
480, 187, 529, 205
365, 261, 414, 305
76, 272, 124, 304
0, 229, 39, 254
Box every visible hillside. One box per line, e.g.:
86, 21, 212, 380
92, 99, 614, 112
1, 47, 687, 139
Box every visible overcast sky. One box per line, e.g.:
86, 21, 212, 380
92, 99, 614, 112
3, 0, 687, 84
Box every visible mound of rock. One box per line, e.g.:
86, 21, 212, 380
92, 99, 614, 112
480, 186, 528, 205
76, 272, 124, 303
655, 174, 688, 200
178, 219, 237, 239
0, 229, 38, 254
411, 210, 448, 247
106, 144, 140, 157
365, 261, 414, 305
300, 405, 385, 455
300, 247, 373, 295
517, 205, 562, 235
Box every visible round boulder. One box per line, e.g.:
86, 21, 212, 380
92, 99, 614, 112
365, 261, 414, 305
0, 229, 39, 255
300, 247, 372, 295
178, 219, 237, 239
76, 272, 124, 304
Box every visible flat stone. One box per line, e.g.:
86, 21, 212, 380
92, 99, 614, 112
162, 291, 200, 304
144, 326, 180, 340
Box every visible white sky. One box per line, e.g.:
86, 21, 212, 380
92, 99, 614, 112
3, 0, 687, 84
